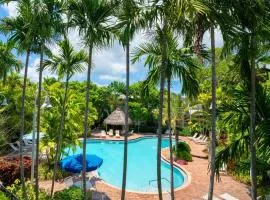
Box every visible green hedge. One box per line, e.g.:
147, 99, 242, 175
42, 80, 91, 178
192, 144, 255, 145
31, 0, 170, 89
180, 127, 192, 136
54, 186, 91, 200
173, 141, 191, 152
173, 142, 192, 161
175, 151, 192, 161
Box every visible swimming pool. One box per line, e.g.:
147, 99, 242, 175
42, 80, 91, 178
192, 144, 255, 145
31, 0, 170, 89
68, 137, 187, 193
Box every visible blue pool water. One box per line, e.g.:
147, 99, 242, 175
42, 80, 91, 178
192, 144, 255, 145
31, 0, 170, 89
67, 137, 187, 192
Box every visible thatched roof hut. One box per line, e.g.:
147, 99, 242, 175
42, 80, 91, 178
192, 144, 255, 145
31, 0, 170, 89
104, 108, 132, 125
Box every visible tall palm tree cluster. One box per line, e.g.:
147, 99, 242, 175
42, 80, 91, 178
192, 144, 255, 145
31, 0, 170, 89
0, 0, 269, 200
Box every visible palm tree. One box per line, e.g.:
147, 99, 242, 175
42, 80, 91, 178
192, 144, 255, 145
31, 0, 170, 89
32, 1, 64, 198
0, 1, 37, 199
213, 1, 270, 198
0, 41, 21, 84
208, 25, 217, 200
68, 0, 117, 198
44, 37, 87, 196
132, 30, 200, 199
143, 1, 209, 197
115, 1, 145, 198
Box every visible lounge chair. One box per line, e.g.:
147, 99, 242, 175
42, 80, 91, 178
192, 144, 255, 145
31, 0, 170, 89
192, 135, 204, 142
196, 137, 209, 144
129, 130, 134, 135
115, 130, 120, 138
63, 176, 74, 187
23, 139, 32, 146
10, 141, 29, 152
188, 132, 199, 140
202, 194, 221, 200
100, 131, 106, 138
108, 129, 114, 136
9, 143, 19, 152
73, 180, 96, 191
219, 193, 239, 200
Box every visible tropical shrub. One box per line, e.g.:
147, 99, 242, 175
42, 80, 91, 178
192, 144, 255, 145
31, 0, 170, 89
173, 142, 192, 161
53, 186, 91, 200
0, 191, 8, 200
175, 151, 192, 162
7, 180, 50, 200
173, 142, 191, 153
0, 156, 31, 186
39, 163, 70, 181
180, 127, 192, 136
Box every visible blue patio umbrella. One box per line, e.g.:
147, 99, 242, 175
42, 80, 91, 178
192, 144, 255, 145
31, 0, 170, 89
59, 154, 103, 173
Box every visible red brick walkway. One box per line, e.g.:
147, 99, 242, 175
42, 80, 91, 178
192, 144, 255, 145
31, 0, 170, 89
40, 135, 251, 200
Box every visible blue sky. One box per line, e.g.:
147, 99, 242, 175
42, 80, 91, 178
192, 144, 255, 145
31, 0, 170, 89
0, 3, 223, 93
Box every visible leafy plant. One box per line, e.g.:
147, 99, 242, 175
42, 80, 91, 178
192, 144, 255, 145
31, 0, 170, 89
0, 156, 31, 186
173, 142, 191, 153
175, 151, 192, 162
53, 186, 91, 200
0, 191, 8, 200
173, 142, 192, 161
7, 180, 49, 200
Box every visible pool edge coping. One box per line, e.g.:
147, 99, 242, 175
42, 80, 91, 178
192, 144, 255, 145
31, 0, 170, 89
84, 135, 192, 195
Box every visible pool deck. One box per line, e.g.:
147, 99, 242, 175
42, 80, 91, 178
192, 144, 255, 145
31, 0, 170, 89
39, 134, 251, 200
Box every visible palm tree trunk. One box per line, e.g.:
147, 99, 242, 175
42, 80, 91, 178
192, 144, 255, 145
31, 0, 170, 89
208, 26, 217, 200
19, 49, 30, 200
50, 75, 69, 197
157, 22, 168, 200
250, 34, 257, 200
167, 77, 174, 199
35, 44, 44, 200
82, 44, 93, 200
121, 41, 130, 200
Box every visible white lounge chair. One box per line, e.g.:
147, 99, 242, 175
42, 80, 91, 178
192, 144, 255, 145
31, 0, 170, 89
10, 141, 29, 152
9, 143, 19, 151
129, 130, 134, 135
23, 139, 32, 146
192, 134, 204, 142
220, 193, 239, 200
188, 132, 199, 140
108, 129, 114, 136
73, 180, 96, 191
115, 130, 120, 138
202, 194, 221, 200
100, 131, 106, 138
63, 177, 74, 187
196, 137, 209, 144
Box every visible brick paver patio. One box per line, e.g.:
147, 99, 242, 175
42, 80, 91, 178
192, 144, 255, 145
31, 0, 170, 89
40, 134, 251, 200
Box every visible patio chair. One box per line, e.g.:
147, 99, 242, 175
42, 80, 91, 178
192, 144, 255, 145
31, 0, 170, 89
12, 141, 29, 152
188, 132, 199, 140
192, 134, 203, 142
202, 194, 221, 200
63, 176, 74, 188
73, 180, 96, 191
115, 130, 120, 138
23, 139, 32, 146
8, 143, 19, 152
100, 131, 106, 138
108, 129, 114, 136
129, 130, 134, 135
219, 193, 239, 200
196, 137, 209, 144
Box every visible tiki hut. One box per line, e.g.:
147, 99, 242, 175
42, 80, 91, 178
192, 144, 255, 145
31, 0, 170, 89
103, 108, 132, 133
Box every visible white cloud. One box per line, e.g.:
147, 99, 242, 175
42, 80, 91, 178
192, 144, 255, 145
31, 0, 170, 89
46, 29, 146, 84
21, 58, 57, 82
99, 74, 124, 82
2, 2, 18, 17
